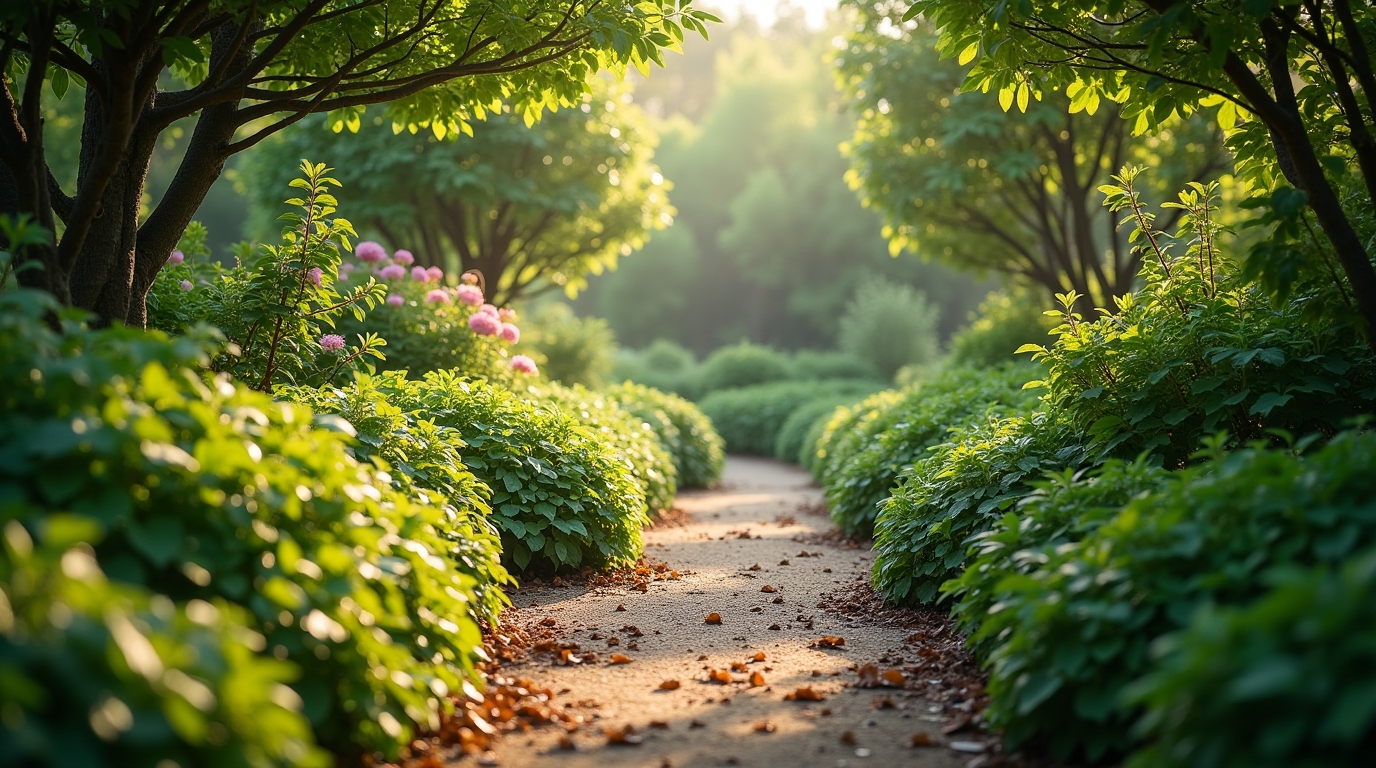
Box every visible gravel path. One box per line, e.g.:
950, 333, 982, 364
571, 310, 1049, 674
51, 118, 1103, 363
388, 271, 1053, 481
483, 457, 974, 768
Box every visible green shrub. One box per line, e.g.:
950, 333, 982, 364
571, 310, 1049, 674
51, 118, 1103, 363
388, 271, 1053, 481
695, 341, 794, 396
837, 279, 940, 380
698, 379, 884, 456
605, 382, 725, 488
527, 382, 677, 512
1, 521, 326, 768
774, 394, 867, 464
1126, 546, 1376, 768
790, 350, 882, 381
386, 372, 648, 572
1024, 172, 1375, 468
522, 303, 616, 387
975, 431, 1376, 761
824, 366, 1037, 537
807, 390, 903, 481
870, 410, 1086, 604
948, 289, 1056, 369
281, 377, 513, 624
611, 339, 697, 396
0, 291, 487, 756
943, 457, 1170, 654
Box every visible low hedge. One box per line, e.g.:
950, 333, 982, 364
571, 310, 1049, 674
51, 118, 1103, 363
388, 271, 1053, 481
774, 394, 868, 465
605, 382, 725, 488
387, 372, 649, 573
0, 291, 488, 758
697, 379, 884, 456
973, 431, 1376, 761
823, 365, 1037, 537
527, 382, 678, 512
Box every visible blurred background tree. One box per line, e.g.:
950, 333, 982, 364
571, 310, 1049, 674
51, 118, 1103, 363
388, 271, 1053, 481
241, 82, 670, 305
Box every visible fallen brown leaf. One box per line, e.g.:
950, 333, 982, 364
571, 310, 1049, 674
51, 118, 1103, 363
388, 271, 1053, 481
760, 585, 777, 593
751, 652, 766, 662
603, 725, 643, 745
730, 662, 748, 672
772, 596, 784, 604
606, 636, 620, 646
753, 721, 777, 733
609, 654, 632, 664
747, 563, 761, 571
704, 612, 722, 624
557, 735, 576, 750
882, 669, 907, 687
814, 636, 846, 648
840, 731, 857, 745
615, 604, 626, 612
658, 680, 681, 690
648, 720, 670, 730
540, 618, 557, 627
768, 624, 781, 630
783, 686, 826, 702
707, 668, 733, 684
911, 732, 936, 747
749, 671, 766, 687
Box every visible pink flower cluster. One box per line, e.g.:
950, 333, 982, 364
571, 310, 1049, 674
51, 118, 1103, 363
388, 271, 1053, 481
379, 264, 407, 281
319, 334, 346, 352
468, 307, 501, 335
510, 355, 538, 375
166, 249, 185, 266
355, 241, 387, 263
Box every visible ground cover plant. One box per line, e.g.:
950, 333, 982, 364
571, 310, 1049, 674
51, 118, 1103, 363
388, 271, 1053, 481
0, 290, 490, 758
822, 365, 1038, 537
605, 382, 726, 488
697, 379, 885, 456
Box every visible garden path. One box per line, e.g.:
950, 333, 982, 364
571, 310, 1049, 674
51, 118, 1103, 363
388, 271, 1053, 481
482, 457, 971, 768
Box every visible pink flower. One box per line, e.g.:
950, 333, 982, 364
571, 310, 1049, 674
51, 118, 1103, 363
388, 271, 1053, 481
468, 311, 501, 336
340, 262, 355, 273
355, 241, 387, 262
179, 279, 193, 292
461, 272, 479, 285
499, 323, 520, 343
425, 288, 451, 303
510, 355, 538, 375
455, 284, 483, 306
426, 266, 444, 283
412, 265, 430, 282
480, 303, 499, 316
386, 293, 405, 307
308, 267, 323, 286
319, 334, 346, 352
166, 249, 185, 266
497, 307, 516, 321
380, 264, 407, 281
393, 250, 415, 266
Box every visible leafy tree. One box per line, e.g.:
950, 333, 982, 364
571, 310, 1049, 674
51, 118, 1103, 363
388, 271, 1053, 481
0, 0, 716, 325
904, 0, 1376, 342
838, 1, 1226, 305
241, 81, 670, 305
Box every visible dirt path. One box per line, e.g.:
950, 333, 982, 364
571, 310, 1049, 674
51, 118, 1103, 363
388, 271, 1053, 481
483, 457, 977, 768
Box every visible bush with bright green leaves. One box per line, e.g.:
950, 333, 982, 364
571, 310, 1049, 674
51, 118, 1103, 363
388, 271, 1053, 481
147, 163, 388, 392
806, 389, 903, 480
790, 350, 882, 382
823, 365, 1038, 537
943, 457, 1170, 656
605, 382, 725, 488
526, 382, 677, 512
611, 339, 698, 396
948, 289, 1056, 369
871, 410, 1087, 604
773, 393, 870, 466
1126, 545, 1376, 768
520, 304, 617, 387
1023, 172, 1375, 469
281, 377, 513, 624
1, 519, 327, 768
0, 290, 488, 758
694, 341, 795, 396
381, 372, 648, 572
698, 379, 885, 456
972, 431, 1376, 762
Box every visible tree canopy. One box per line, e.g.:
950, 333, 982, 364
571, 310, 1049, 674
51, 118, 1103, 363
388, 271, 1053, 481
242, 80, 669, 306
904, 0, 1376, 340
838, 0, 1226, 304
1, 0, 715, 324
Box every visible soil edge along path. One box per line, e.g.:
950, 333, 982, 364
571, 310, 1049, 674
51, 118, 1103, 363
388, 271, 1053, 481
483, 457, 971, 768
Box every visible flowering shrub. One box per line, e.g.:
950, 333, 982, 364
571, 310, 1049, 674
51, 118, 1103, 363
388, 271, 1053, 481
147, 163, 387, 391
382, 373, 649, 572
0, 290, 489, 757
822, 365, 1038, 537
528, 383, 678, 512
605, 382, 726, 488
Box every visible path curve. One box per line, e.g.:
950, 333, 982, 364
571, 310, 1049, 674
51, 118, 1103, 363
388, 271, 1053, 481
484, 457, 969, 768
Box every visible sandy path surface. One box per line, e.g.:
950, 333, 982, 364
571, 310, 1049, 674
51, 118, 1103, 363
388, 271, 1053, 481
482, 457, 974, 768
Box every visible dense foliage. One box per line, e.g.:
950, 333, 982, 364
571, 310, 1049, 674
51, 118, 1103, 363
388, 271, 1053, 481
837, 280, 941, 380
693, 342, 796, 396
948, 290, 1057, 369
521, 304, 617, 388
0, 291, 490, 757
605, 383, 726, 488
698, 379, 886, 456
